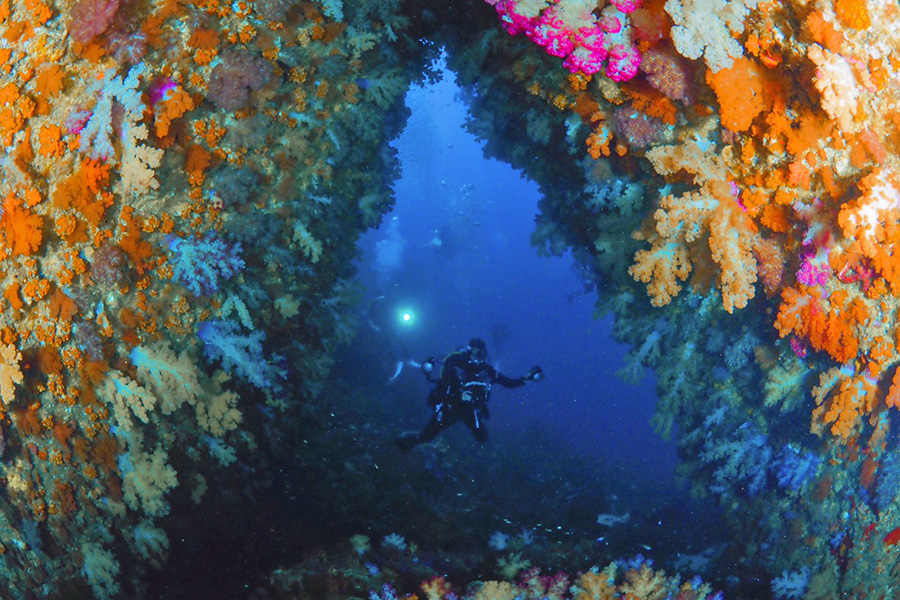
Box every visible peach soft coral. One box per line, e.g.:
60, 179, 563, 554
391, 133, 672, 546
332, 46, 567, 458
0, 343, 24, 407
629, 140, 759, 313
812, 368, 879, 439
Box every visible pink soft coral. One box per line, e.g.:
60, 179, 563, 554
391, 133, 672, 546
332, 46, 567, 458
639, 46, 694, 103
69, 0, 120, 44
486, 0, 642, 81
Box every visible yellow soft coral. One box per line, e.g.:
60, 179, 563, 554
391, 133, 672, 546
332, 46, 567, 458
573, 568, 618, 600
838, 169, 900, 293
630, 224, 694, 306
708, 190, 759, 312
471, 581, 517, 600
619, 564, 668, 600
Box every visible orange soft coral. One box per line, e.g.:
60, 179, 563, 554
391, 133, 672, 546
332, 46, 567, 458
116, 207, 155, 273
154, 86, 195, 138
834, 0, 871, 30
188, 27, 220, 65
706, 57, 766, 133
886, 367, 900, 409
53, 164, 112, 229
0, 191, 43, 257
806, 12, 844, 53
31, 63, 64, 114
37, 123, 64, 157
781, 283, 871, 364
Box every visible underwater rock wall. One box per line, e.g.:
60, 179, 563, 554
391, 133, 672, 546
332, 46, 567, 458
0, 0, 423, 596
415, 0, 900, 597
2, 0, 900, 596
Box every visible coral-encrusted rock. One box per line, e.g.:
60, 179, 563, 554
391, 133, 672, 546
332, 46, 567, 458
207, 50, 274, 112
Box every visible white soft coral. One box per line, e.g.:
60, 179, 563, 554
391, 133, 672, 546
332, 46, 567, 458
808, 44, 860, 131
838, 168, 900, 258
665, 0, 759, 71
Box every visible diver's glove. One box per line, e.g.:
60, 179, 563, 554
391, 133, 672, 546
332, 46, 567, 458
527, 366, 543, 382
422, 358, 436, 375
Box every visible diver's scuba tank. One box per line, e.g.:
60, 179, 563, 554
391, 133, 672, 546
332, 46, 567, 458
461, 368, 492, 404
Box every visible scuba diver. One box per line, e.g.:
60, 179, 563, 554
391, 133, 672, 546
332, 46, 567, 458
395, 338, 543, 453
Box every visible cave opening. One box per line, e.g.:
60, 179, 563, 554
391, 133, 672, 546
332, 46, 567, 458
327, 42, 734, 566
150, 35, 728, 599
355, 52, 683, 502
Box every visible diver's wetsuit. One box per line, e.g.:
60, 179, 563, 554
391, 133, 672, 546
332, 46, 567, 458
397, 349, 525, 451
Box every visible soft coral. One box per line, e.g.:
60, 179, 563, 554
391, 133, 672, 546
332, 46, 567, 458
68, 0, 120, 44
1, 192, 43, 257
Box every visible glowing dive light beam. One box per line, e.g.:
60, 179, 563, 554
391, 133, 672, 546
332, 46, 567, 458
397, 308, 416, 327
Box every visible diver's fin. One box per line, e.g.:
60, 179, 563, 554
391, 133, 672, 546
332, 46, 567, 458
387, 360, 423, 384
387, 360, 404, 384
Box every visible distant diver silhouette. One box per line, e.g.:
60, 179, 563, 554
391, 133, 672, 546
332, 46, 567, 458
374, 216, 405, 283
420, 231, 443, 249
395, 338, 542, 453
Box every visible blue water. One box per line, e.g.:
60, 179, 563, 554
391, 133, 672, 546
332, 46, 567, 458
356, 66, 679, 502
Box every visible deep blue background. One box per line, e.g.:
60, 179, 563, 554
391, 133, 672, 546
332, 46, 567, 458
356, 66, 680, 502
